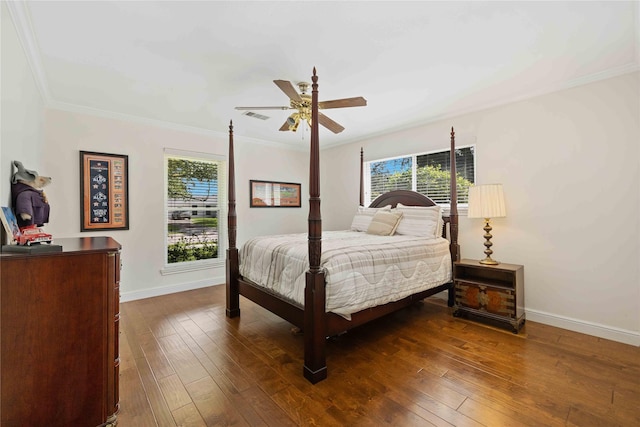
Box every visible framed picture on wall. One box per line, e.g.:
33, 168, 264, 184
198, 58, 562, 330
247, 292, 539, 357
80, 151, 129, 231
250, 180, 301, 208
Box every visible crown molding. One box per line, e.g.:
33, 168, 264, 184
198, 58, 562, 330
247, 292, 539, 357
326, 63, 640, 150
51, 62, 638, 153
560, 63, 639, 90
7, 1, 304, 153
48, 100, 305, 152
6, 1, 52, 104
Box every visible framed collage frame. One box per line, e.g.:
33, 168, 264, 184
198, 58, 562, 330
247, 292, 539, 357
80, 151, 129, 231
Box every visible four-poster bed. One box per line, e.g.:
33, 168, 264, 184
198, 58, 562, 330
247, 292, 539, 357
226, 68, 460, 384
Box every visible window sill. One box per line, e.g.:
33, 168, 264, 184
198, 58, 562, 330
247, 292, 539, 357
161, 258, 225, 275
442, 206, 469, 216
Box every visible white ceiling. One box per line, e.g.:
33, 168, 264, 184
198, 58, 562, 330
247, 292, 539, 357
9, 1, 640, 149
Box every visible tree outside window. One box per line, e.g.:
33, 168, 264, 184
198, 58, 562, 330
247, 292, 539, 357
166, 156, 225, 264
368, 146, 475, 206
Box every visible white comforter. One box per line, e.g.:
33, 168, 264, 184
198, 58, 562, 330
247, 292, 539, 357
239, 230, 452, 319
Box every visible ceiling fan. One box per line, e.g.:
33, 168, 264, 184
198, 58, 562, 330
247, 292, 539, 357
235, 80, 366, 134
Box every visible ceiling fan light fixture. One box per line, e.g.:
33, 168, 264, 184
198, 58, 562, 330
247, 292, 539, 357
297, 82, 310, 94
236, 78, 366, 134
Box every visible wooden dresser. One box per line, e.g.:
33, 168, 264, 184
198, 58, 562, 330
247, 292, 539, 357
1, 237, 121, 427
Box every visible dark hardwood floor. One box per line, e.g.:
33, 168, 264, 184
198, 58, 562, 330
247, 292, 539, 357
117, 285, 639, 426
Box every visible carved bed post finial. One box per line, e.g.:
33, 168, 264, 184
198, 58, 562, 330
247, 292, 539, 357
360, 147, 364, 206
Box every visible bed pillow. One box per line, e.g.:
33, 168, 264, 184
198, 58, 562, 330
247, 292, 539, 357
350, 205, 391, 232
366, 210, 403, 236
393, 203, 443, 239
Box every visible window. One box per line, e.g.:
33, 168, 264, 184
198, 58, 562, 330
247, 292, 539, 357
366, 146, 475, 207
164, 149, 226, 270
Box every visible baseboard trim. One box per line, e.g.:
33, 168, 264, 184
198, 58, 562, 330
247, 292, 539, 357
121, 276, 225, 303
433, 292, 639, 346
121, 284, 640, 347
526, 308, 640, 347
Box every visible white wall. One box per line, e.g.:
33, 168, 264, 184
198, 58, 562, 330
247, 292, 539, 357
43, 110, 308, 301
0, 3, 45, 206
233, 140, 310, 246
322, 72, 640, 345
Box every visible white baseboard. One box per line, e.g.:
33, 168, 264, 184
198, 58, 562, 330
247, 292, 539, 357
433, 291, 639, 346
121, 282, 640, 347
525, 308, 640, 347
120, 275, 225, 303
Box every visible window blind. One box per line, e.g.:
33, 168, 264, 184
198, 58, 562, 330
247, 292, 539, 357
165, 152, 226, 264
367, 146, 475, 206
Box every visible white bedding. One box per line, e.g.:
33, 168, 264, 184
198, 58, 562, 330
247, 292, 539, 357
239, 230, 452, 319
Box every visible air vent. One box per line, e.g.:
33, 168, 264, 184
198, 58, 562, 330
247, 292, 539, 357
242, 111, 269, 120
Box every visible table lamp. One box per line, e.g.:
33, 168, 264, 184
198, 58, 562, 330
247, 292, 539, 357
467, 184, 506, 265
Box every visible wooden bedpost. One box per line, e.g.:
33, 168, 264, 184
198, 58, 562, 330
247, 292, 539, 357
304, 67, 328, 383
359, 147, 364, 206
448, 127, 460, 307
226, 120, 240, 318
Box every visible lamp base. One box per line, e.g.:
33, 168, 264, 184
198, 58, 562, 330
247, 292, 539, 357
479, 218, 500, 265
479, 257, 499, 265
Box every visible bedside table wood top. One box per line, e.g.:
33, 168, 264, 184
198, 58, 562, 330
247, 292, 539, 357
456, 258, 523, 272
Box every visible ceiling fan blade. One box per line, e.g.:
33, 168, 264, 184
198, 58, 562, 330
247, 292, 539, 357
274, 80, 303, 102
318, 96, 367, 109
278, 120, 291, 131
235, 106, 290, 110
318, 112, 345, 134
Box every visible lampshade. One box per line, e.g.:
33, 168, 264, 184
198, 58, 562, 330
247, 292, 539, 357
468, 184, 506, 219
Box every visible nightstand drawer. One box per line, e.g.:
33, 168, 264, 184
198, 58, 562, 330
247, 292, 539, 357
455, 281, 515, 318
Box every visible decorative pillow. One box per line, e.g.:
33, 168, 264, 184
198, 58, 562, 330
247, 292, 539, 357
366, 210, 403, 236
393, 203, 443, 239
350, 205, 391, 232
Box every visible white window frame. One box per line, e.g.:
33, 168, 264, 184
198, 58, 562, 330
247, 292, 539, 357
162, 148, 227, 275
364, 145, 475, 215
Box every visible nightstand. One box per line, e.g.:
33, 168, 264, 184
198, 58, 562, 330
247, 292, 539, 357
453, 259, 525, 333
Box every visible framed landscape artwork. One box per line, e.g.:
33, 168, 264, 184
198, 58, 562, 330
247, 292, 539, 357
250, 180, 301, 208
80, 151, 129, 231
